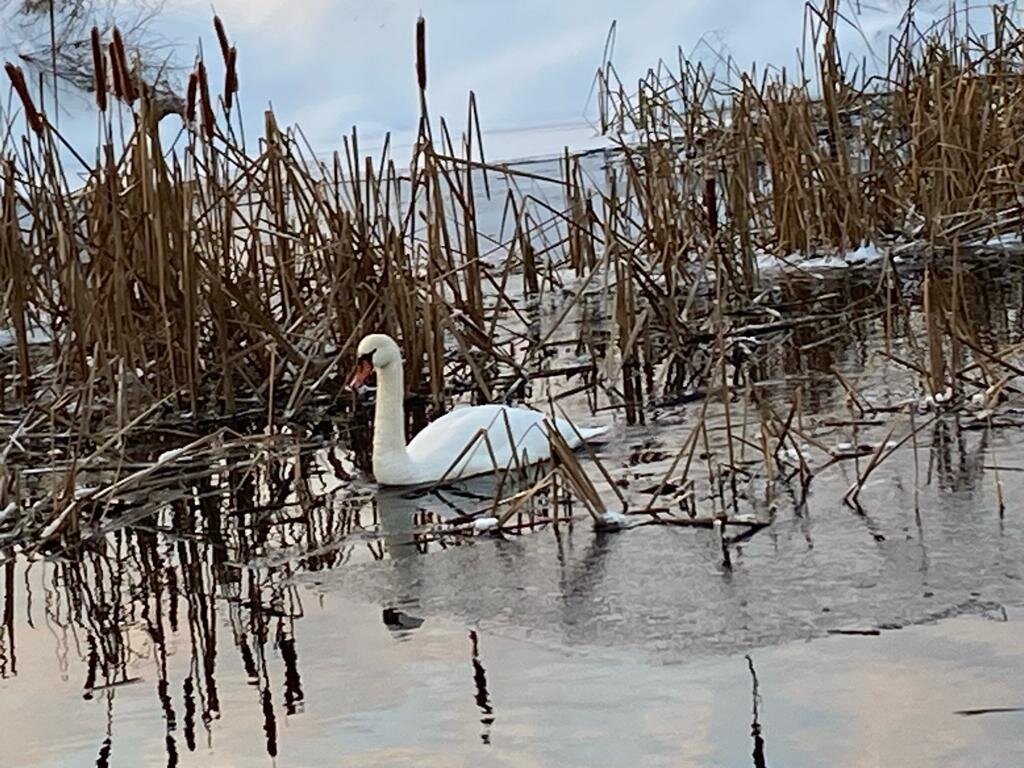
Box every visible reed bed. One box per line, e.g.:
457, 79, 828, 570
6, 9, 1024, 767
2, 4, 1024, 554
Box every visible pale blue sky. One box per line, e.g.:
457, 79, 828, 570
161, 0, 932, 157
3, 0, 994, 160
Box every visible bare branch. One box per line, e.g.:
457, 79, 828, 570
2, 0, 185, 120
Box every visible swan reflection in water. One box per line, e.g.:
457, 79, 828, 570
369, 480, 504, 744
371, 472, 529, 638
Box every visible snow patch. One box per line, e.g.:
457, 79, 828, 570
967, 231, 1024, 249
595, 509, 634, 530
756, 242, 885, 275
157, 447, 187, 463
472, 516, 500, 533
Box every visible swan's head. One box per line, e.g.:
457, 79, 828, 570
349, 333, 402, 389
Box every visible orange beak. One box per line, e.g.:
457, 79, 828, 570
348, 358, 374, 390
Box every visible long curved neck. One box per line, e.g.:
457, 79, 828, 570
373, 360, 410, 467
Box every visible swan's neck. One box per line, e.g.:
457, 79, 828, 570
372, 362, 412, 477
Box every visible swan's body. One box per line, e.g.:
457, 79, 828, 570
350, 334, 608, 486
383, 402, 606, 486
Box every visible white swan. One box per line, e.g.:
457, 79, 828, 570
348, 333, 608, 486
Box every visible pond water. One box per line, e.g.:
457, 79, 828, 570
4, 166, 1024, 765
2, 410, 1024, 767
1, 545, 1022, 767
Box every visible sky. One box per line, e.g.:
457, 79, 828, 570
0, 0, 1003, 161
160, 0, 892, 157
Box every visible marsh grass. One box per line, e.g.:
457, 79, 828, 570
2, 5, 1024, 551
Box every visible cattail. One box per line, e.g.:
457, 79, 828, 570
704, 175, 717, 238
213, 16, 231, 63
197, 61, 215, 139
112, 28, 136, 103
121, 58, 137, 104
415, 16, 427, 92
108, 42, 124, 99
112, 28, 125, 60
90, 27, 107, 112
4, 63, 43, 134
224, 46, 238, 110
185, 71, 198, 123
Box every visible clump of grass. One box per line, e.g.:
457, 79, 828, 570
596, 3, 1024, 266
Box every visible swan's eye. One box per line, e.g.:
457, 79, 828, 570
357, 349, 376, 365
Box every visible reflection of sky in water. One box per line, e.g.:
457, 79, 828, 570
2, 555, 1022, 768
2, 397, 1024, 766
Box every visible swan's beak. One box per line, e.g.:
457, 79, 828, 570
348, 359, 374, 390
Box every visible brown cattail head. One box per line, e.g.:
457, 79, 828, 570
185, 71, 198, 123
214, 16, 231, 63
112, 28, 125, 59
703, 176, 718, 239
107, 42, 124, 100
90, 27, 107, 112
224, 46, 238, 110
4, 62, 44, 135
111, 27, 136, 104
415, 16, 427, 92
121, 63, 137, 105
197, 61, 215, 139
